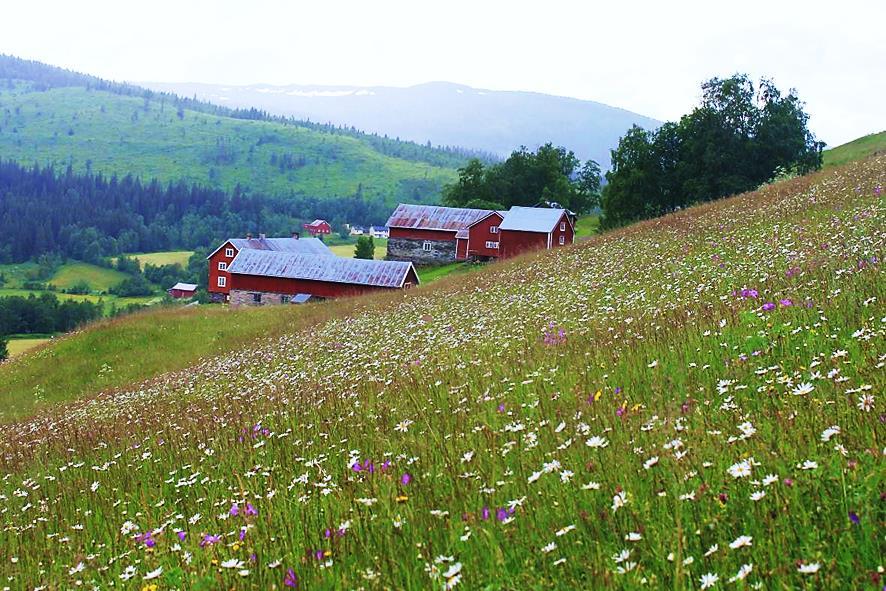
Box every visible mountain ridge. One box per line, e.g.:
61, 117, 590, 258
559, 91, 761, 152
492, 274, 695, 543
144, 80, 662, 167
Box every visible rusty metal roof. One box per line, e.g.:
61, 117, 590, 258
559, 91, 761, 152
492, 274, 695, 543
227, 250, 418, 288
227, 237, 333, 256
385, 204, 494, 231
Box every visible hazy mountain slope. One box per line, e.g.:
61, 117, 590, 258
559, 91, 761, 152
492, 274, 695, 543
0, 56, 463, 207
145, 81, 661, 167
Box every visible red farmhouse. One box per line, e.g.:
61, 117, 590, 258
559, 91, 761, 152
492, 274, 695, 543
455, 211, 505, 261
167, 282, 197, 299
226, 249, 419, 305
303, 219, 332, 237
207, 234, 332, 302
498, 207, 574, 258
386, 204, 495, 264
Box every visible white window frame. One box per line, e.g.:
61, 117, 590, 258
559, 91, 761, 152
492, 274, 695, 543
217, 276, 226, 288
224, 247, 234, 258
558, 235, 566, 245
485, 240, 499, 249
490, 226, 499, 234
422, 241, 432, 252
218, 261, 227, 271
560, 222, 566, 231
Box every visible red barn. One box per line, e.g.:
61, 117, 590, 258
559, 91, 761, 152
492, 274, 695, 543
455, 211, 505, 261
386, 204, 495, 264
167, 282, 197, 299
207, 234, 333, 302
499, 207, 574, 258
303, 219, 332, 236
226, 249, 419, 305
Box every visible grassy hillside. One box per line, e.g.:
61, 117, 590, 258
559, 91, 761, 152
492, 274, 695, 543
0, 156, 882, 588
48, 261, 128, 291
0, 82, 457, 205
823, 130, 886, 168
124, 250, 194, 268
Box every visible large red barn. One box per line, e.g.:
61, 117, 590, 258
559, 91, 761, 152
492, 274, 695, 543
498, 207, 574, 258
226, 249, 419, 305
386, 204, 495, 264
207, 234, 332, 302
303, 219, 332, 236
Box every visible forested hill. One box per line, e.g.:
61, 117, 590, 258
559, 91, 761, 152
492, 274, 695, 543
0, 55, 471, 208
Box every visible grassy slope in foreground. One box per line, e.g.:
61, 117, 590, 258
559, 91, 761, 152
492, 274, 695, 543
823, 130, 886, 168
0, 84, 456, 205
0, 157, 883, 589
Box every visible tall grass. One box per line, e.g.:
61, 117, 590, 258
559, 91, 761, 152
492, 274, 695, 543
0, 157, 882, 589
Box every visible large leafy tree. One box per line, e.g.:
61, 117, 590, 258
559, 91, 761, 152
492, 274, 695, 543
443, 144, 601, 213
601, 74, 824, 228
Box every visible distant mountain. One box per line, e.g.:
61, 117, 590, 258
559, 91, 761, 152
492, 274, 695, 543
144, 81, 661, 168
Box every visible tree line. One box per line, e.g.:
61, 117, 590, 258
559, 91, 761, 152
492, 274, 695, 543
0, 159, 393, 263
600, 74, 823, 227
0, 292, 103, 337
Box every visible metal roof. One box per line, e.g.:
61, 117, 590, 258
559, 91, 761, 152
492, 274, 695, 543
499, 207, 568, 233
225, 237, 333, 256
290, 293, 313, 304
386, 204, 494, 231
455, 229, 469, 239
305, 219, 329, 226
170, 282, 197, 291
227, 250, 418, 288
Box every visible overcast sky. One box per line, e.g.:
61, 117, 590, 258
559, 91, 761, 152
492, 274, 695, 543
4, 0, 884, 146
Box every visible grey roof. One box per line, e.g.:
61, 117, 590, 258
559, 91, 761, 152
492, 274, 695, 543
499, 207, 568, 233
290, 293, 313, 304
227, 250, 418, 288
170, 282, 197, 291
227, 236, 333, 256
455, 229, 469, 239
386, 204, 494, 232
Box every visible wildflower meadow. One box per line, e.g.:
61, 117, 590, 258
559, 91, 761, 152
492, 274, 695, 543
0, 157, 883, 589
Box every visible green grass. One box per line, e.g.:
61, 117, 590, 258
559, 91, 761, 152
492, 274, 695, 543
0, 304, 326, 420
574, 213, 600, 239
48, 262, 129, 291
0, 157, 882, 589
822, 130, 886, 168
4, 336, 51, 358
416, 261, 474, 283
0, 82, 457, 206
327, 238, 389, 259
123, 250, 194, 268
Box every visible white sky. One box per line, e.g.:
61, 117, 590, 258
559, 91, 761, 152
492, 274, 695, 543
3, 0, 884, 146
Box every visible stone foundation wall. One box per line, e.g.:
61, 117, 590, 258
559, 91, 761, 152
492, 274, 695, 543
386, 238, 456, 265
229, 289, 293, 307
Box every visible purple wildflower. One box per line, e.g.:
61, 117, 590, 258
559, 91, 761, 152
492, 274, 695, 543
481, 506, 490, 521
874, 185, 882, 197
177, 531, 186, 541
200, 533, 222, 547
239, 527, 247, 541
849, 511, 860, 525
230, 503, 240, 516
497, 402, 506, 413
245, 502, 258, 516
779, 298, 793, 307
400, 472, 412, 485
762, 302, 776, 312
284, 568, 299, 588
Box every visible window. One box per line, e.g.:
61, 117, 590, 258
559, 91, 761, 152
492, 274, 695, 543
218, 262, 227, 271
560, 222, 566, 231
490, 226, 499, 234
225, 248, 234, 258
558, 235, 566, 245
217, 276, 226, 288
422, 241, 432, 252
485, 241, 499, 249
280, 295, 288, 304
252, 293, 262, 303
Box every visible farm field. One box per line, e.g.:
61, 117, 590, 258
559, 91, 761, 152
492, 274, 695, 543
327, 238, 389, 259
0, 156, 882, 589
48, 261, 129, 291
123, 250, 195, 268
5, 336, 51, 358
